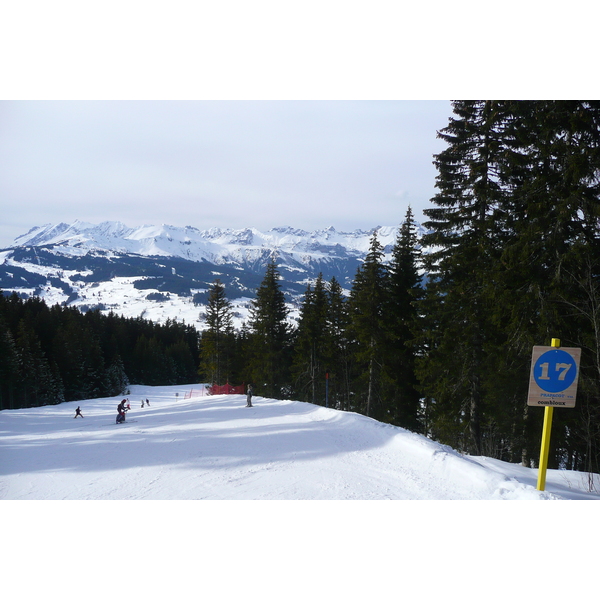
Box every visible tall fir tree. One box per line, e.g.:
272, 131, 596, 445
418, 101, 516, 455
247, 258, 292, 398
494, 100, 600, 467
325, 276, 352, 411
383, 207, 423, 431
292, 273, 330, 404
199, 280, 236, 385
348, 231, 389, 418
419, 100, 600, 468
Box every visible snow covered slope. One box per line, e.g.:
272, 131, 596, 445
11, 220, 417, 262
2, 384, 598, 501
1, 220, 429, 329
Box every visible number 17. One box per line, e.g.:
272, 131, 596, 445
539, 362, 572, 380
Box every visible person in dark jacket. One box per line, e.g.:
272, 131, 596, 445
116, 399, 128, 423
74, 406, 83, 418
246, 384, 253, 407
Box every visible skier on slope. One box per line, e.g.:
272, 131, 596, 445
74, 406, 83, 418
246, 384, 253, 408
116, 399, 128, 424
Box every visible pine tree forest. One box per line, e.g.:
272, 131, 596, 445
0, 296, 200, 410
2, 101, 599, 475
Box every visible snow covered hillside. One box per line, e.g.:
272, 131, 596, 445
4, 384, 597, 600
2, 384, 598, 501
11, 220, 416, 260
1, 220, 428, 330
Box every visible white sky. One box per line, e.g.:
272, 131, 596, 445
0, 100, 451, 246
1, 2, 596, 249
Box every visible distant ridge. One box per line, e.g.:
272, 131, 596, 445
11, 220, 424, 259
1, 220, 427, 330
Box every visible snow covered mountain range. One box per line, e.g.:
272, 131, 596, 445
0, 220, 426, 329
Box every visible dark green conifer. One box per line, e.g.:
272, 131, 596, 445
419, 101, 513, 455
383, 207, 423, 431
292, 273, 329, 404
325, 276, 352, 411
0, 316, 19, 409
199, 280, 235, 385
247, 258, 292, 398
348, 231, 389, 418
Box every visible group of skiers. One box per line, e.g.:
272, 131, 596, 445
73, 386, 254, 421
73, 398, 149, 422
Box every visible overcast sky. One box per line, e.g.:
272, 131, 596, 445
2, 3, 595, 250
0, 100, 452, 247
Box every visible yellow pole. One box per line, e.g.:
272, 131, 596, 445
536, 406, 554, 491
536, 338, 560, 491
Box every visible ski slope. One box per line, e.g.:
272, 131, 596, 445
3, 384, 598, 599
2, 384, 598, 501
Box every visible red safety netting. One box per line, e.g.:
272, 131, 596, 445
207, 383, 245, 395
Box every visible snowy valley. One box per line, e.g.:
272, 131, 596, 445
0, 220, 425, 329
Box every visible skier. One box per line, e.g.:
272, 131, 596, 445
141, 400, 145, 408
146, 399, 150, 406
246, 384, 253, 408
116, 399, 128, 424
74, 406, 83, 418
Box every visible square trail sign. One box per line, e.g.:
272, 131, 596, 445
527, 345, 581, 408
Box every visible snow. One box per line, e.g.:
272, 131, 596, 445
3, 383, 599, 501
2, 383, 597, 597
10, 219, 404, 262
4, 220, 429, 333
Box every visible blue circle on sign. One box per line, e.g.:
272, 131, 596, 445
533, 349, 577, 393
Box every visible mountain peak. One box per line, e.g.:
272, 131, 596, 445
2, 219, 426, 331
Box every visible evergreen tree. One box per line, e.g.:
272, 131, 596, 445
199, 280, 236, 385
131, 335, 176, 385
419, 100, 600, 467
0, 292, 201, 409
15, 319, 63, 407
52, 318, 104, 401
347, 231, 389, 418
292, 273, 329, 404
383, 207, 423, 431
105, 354, 130, 396
418, 101, 513, 455
0, 315, 19, 410
234, 322, 252, 386
494, 101, 600, 466
247, 258, 292, 398
325, 276, 352, 411
168, 340, 198, 383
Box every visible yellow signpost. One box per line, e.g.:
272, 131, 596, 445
527, 338, 581, 491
